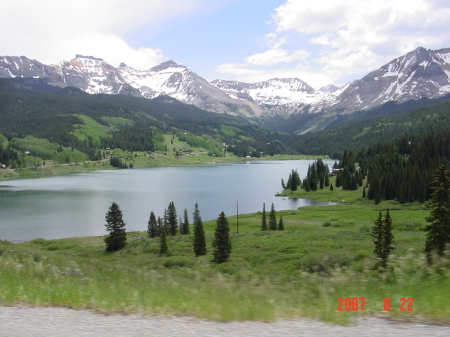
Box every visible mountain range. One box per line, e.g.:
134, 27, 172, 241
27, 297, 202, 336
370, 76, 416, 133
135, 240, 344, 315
1, 47, 450, 133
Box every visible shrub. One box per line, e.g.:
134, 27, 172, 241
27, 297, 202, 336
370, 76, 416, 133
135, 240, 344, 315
161, 256, 192, 268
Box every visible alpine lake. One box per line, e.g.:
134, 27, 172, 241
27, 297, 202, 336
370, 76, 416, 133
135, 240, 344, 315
0, 160, 336, 242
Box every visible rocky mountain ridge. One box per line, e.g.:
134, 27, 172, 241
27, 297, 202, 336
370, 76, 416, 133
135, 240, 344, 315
1, 47, 450, 124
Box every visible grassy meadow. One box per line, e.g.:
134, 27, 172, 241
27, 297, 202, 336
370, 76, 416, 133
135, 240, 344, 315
1, 184, 449, 324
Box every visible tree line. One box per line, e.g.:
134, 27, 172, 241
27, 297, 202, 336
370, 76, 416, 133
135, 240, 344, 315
371, 165, 450, 265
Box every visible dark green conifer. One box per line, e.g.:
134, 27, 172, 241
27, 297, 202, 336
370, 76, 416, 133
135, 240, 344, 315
147, 211, 158, 238
182, 208, 190, 235
261, 203, 268, 231
193, 203, 207, 256
212, 212, 232, 263
269, 203, 277, 230
167, 201, 178, 236
371, 209, 395, 266
425, 165, 450, 258
278, 216, 284, 230
104, 202, 127, 252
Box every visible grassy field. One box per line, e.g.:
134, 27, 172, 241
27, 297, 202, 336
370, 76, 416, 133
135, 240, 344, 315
0, 195, 448, 324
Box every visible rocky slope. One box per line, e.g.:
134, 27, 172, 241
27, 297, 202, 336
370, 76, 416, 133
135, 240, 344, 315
1, 47, 450, 122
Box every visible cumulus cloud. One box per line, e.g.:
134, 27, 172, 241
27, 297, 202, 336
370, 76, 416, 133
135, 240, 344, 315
245, 49, 310, 66
0, 0, 202, 69
216, 0, 450, 88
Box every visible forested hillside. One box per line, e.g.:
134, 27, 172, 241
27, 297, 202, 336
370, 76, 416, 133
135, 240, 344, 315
288, 99, 450, 158
0, 78, 298, 168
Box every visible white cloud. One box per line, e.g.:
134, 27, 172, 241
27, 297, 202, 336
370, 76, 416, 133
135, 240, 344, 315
245, 49, 310, 66
216, 0, 450, 88
0, 0, 203, 69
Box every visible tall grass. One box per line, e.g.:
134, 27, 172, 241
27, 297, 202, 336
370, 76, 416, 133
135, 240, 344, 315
1, 207, 449, 324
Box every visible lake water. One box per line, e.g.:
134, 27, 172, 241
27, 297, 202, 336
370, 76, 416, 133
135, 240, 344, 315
0, 160, 335, 242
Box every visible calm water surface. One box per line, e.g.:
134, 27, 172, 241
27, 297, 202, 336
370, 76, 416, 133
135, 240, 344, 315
0, 160, 335, 241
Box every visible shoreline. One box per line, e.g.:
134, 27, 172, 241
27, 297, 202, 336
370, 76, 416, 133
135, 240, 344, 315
0, 154, 329, 182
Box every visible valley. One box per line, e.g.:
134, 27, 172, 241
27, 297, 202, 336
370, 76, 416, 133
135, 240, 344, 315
0, 46, 450, 327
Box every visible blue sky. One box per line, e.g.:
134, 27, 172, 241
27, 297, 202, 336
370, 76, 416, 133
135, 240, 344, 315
2, 0, 450, 88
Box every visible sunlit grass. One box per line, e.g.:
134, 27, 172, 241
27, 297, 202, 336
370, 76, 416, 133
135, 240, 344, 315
1, 200, 448, 324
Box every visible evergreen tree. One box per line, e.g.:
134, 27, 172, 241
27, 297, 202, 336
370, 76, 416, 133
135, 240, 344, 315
278, 216, 284, 230
163, 209, 170, 234
261, 203, 268, 231
212, 212, 232, 263
182, 208, 190, 235
147, 211, 158, 238
167, 201, 178, 236
370, 210, 395, 266
371, 212, 384, 261
425, 165, 450, 257
159, 228, 168, 255
104, 202, 127, 252
382, 209, 395, 261
335, 172, 342, 188
269, 203, 277, 230
330, 183, 334, 191
193, 203, 207, 256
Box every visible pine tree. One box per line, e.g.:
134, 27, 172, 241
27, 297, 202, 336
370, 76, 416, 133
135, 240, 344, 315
212, 212, 232, 263
261, 203, 268, 231
167, 201, 178, 236
371, 210, 395, 266
147, 211, 158, 238
159, 228, 168, 255
269, 203, 277, 230
425, 165, 450, 257
104, 202, 127, 252
278, 216, 284, 230
330, 183, 334, 191
182, 208, 190, 235
381, 209, 395, 261
371, 211, 384, 260
193, 203, 207, 256
324, 173, 330, 187
163, 209, 170, 234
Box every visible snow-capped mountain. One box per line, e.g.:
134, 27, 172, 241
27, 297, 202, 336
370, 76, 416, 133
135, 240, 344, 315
0, 55, 257, 116
1, 47, 450, 122
211, 78, 349, 115
331, 47, 450, 113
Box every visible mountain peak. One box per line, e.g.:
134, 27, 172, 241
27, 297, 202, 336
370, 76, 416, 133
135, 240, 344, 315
150, 60, 184, 71
75, 55, 104, 62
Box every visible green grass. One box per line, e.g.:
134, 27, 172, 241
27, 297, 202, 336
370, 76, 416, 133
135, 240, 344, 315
1, 199, 448, 324
9, 136, 61, 160
71, 115, 109, 147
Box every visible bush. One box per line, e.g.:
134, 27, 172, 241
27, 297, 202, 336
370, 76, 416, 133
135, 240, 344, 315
299, 252, 355, 272
46, 243, 61, 251
30, 238, 47, 245
161, 256, 193, 268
